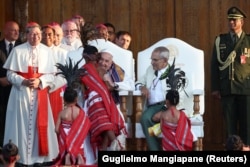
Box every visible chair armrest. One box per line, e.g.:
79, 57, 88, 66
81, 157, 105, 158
192, 89, 204, 95
190, 114, 204, 138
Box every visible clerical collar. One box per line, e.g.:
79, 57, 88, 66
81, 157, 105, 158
27, 42, 38, 49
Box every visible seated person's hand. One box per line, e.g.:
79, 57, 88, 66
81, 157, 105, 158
243, 145, 250, 151
140, 86, 149, 98
152, 111, 162, 123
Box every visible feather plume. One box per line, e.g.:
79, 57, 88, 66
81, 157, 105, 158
56, 57, 87, 88
166, 58, 188, 97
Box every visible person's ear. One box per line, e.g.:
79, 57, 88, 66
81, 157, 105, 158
241, 19, 244, 25
16, 154, 20, 161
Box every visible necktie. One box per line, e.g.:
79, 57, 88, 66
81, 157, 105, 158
233, 34, 238, 45
8, 43, 13, 55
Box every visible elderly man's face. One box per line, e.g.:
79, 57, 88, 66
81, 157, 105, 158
53, 26, 64, 46
27, 27, 42, 46
63, 22, 78, 44
151, 51, 168, 71
98, 52, 113, 71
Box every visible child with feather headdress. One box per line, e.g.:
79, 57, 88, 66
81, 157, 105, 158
53, 58, 91, 166
149, 58, 193, 151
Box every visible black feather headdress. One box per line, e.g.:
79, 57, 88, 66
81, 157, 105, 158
56, 57, 87, 88
166, 58, 188, 97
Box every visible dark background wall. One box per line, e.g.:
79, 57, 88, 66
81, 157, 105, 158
1, 0, 250, 150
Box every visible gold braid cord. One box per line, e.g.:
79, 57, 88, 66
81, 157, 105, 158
215, 36, 236, 80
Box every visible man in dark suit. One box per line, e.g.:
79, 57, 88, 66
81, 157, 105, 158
211, 7, 250, 145
0, 21, 21, 147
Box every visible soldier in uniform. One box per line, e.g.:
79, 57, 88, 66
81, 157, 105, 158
211, 6, 250, 145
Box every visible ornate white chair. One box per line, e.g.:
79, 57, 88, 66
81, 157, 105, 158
88, 39, 135, 149
134, 38, 204, 151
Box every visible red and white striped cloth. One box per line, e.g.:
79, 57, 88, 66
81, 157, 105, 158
54, 108, 91, 165
161, 111, 193, 151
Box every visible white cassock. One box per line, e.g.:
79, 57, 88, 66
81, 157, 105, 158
3, 42, 59, 165
61, 37, 82, 51
49, 45, 68, 93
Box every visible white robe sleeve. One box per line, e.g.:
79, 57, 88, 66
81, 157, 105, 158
6, 70, 25, 89
115, 72, 135, 91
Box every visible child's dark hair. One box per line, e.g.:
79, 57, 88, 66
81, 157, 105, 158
225, 135, 244, 150
166, 89, 179, 105
63, 87, 78, 103
2, 140, 18, 163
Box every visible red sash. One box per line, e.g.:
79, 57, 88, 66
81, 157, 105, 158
49, 87, 64, 124
18, 66, 49, 155
161, 111, 193, 151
